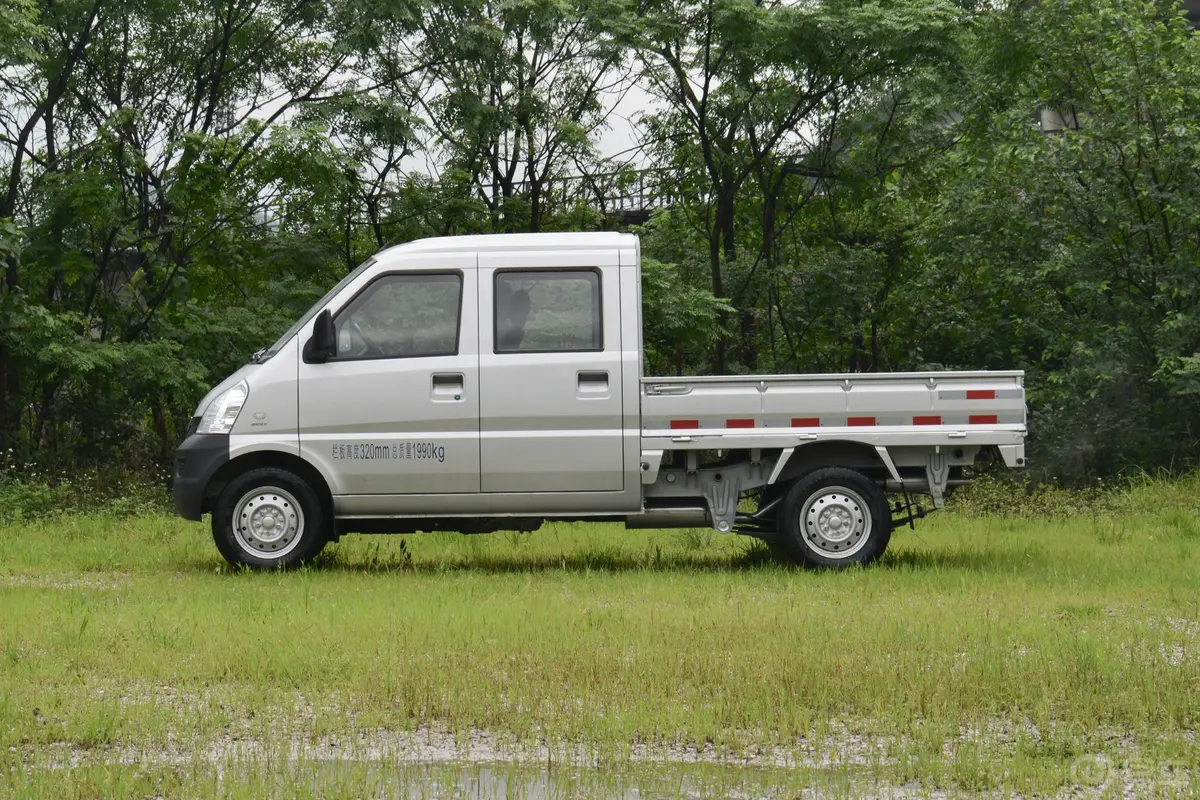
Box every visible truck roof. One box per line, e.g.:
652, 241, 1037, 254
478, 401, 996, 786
380, 231, 638, 261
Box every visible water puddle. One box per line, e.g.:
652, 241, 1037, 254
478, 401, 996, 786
11, 740, 890, 798
217, 758, 878, 799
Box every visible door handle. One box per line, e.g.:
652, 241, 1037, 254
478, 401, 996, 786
578, 371, 609, 385
432, 373, 464, 402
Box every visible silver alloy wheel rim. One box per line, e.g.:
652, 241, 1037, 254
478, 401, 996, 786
800, 486, 871, 559
232, 486, 304, 559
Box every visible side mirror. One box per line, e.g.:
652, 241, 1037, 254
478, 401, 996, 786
304, 310, 337, 363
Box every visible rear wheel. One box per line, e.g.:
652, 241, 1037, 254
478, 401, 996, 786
777, 467, 891, 568
212, 467, 329, 569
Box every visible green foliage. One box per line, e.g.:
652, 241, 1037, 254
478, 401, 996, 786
905, 0, 1200, 476
947, 474, 1124, 519
0, 0, 40, 65
0, 454, 168, 523
639, 254, 733, 375
2, 0, 1200, 484
949, 469, 1200, 522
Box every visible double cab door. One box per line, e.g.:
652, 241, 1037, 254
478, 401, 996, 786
297, 252, 482, 495
477, 248, 625, 493
297, 247, 624, 499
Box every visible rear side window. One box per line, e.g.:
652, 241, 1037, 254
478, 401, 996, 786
494, 270, 602, 353
334, 272, 462, 359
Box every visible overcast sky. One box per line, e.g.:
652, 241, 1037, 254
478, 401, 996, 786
595, 82, 659, 164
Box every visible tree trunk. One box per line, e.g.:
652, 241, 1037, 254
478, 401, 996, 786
870, 319, 879, 372
742, 187, 779, 373
711, 183, 737, 374
739, 310, 757, 372
529, 179, 542, 233
0, 253, 17, 455
850, 326, 865, 373
719, 176, 736, 265
35, 379, 56, 469
150, 397, 171, 463
709, 231, 726, 374
344, 168, 355, 273
0, 339, 10, 457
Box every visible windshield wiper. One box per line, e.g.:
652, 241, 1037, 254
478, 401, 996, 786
248, 347, 268, 364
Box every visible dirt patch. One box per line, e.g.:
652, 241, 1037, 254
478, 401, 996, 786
0, 572, 131, 591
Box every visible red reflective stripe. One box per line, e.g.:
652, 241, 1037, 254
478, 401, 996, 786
670, 420, 700, 430
848, 417, 876, 427
726, 418, 755, 428
913, 416, 942, 425
966, 389, 996, 400
969, 414, 999, 425
791, 417, 820, 428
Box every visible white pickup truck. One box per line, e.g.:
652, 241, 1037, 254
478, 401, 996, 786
172, 232, 1027, 569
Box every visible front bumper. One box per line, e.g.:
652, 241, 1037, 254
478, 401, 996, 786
172, 433, 230, 520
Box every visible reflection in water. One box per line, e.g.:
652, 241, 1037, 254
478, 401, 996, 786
289, 759, 858, 799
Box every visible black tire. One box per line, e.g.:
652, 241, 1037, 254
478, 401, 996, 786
763, 537, 796, 564
212, 467, 330, 569
776, 467, 891, 568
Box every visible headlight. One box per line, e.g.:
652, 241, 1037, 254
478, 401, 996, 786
197, 380, 248, 434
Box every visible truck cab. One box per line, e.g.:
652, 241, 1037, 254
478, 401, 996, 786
174, 232, 1027, 569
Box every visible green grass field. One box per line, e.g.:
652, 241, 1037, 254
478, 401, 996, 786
1, 477, 1198, 798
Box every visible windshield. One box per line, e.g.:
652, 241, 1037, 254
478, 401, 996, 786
254, 257, 377, 361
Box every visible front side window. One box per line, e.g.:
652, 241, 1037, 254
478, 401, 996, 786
335, 272, 462, 359
494, 270, 602, 353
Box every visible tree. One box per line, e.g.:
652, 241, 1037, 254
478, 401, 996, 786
0, 0, 423, 469
635, 0, 961, 372
403, 0, 635, 233
913, 0, 1200, 475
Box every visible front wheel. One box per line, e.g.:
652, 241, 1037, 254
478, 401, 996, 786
212, 467, 329, 569
777, 467, 891, 568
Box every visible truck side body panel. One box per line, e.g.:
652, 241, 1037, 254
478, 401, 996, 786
642, 372, 1026, 434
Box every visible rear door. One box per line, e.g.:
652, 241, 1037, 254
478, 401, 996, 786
478, 248, 624, 492
298, 254, 480, 496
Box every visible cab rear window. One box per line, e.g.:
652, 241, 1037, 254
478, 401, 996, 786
494, 270, 602, 353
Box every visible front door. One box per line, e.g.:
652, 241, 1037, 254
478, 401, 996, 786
298, 254, 479, 495
478, 249, 624, 492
